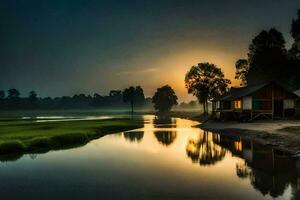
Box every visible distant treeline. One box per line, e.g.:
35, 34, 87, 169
0, 87, 152, 110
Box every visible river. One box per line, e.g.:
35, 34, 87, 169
0, 115, 298, 200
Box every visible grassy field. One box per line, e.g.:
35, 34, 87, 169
0, 118, 143, 155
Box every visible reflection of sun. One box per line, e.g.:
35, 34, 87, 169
175, 118, 200, 128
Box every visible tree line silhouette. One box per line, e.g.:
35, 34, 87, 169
0, 87, 150, 110
0, 84, 200, 112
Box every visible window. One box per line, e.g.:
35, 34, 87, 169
234, 100, 242, 109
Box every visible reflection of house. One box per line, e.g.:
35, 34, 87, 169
295, 89, 300, 115
213, 133, 300, 198
213, 82, 299, 121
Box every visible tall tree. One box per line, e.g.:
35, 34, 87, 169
123, 86, 145, 114
152, 85, 178, 112
246, 28, 287, 85
185, 63, 230, 115
7, 89, 20, 99
288, 9, 300, 90
235, 59, 249, 86
291, 9, 300, 59
29, 91, 37, 100
28, 91, 38, 106
134, 86, 145, 105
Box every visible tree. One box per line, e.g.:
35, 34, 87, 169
7, 89, 20, 99
29, 91, 37, 100
185, 63, 230, 115
291, 9, 300, 57
235, 59, 249, 86
152, 85, 178, 112
291, 9, 300, 37
134, 86, 145, 105
123, 86, 145, 114
28, 91, 38, 106
0, 90, 5, 99
246, 28, 287, 85
109, 90, 122, 97
288, 9, 300, 90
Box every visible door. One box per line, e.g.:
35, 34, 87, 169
274, 100, 283, 118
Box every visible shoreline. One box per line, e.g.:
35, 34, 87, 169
199, 120, 300, 154
0, 118, 143, 160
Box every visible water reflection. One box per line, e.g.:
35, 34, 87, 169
236, 160, 250, 178
212, 133, 300, 199
0, 115, 299, 200
186, 131, 226, 166
153, 116, 176, 128
123, 131, 144, 143
0, 153, 23, 162
154, 131, 177, 146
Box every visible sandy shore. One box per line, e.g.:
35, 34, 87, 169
199, 120, 300, 154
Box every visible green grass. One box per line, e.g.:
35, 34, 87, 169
0, 118, 143, 155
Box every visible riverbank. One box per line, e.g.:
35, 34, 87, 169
144, 110, 207, 122
0, 118, 143, 156
200, 120, 300, 154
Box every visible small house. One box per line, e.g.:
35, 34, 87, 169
213, 82, 299, 121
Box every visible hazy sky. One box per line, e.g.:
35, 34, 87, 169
1, 0, 300, 101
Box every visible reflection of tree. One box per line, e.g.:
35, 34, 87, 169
236, 161, 249, 178
0, 153, 23, 162
230, 141, 299, 198
186, 131, 226, 166
29, 154, 37, 160
123, 131, 144, 143
249, 169, 289, 198
154, 131, 177, 146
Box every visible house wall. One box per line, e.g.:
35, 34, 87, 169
283, 99, 295, 109
251, 84, 296, 111
253, 84, 295, 100
243, 96, 252, 110
222, 101, 231, 110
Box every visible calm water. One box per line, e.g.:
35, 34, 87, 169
0, 115, 299, 200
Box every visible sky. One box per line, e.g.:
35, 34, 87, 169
1, 0, 300, 102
